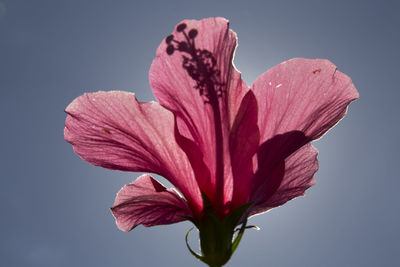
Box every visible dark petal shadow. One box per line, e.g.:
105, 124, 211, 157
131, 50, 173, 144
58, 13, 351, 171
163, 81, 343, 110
252, 131, 310, 204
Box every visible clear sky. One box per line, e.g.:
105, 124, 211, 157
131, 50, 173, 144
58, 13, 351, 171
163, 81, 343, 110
1, 0, 399, 266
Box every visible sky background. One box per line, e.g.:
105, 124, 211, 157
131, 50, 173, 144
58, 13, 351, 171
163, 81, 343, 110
1, 0, 399, 266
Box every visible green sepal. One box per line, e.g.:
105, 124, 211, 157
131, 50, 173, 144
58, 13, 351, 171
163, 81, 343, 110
231, 218, 247, 255
198, 203, 227, 260
234, 225, 260, 232
199, 196, 253, 266
183, 192, 258, 267
185, 227, 204, 261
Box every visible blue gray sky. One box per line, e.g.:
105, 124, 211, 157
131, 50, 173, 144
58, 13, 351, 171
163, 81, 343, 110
1, 0, 399, 266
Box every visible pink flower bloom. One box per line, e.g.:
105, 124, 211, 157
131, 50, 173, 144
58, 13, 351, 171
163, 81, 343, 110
65, 17, 358, 266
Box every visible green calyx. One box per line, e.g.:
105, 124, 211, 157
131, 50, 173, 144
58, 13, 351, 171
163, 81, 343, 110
183, 194, 255, 267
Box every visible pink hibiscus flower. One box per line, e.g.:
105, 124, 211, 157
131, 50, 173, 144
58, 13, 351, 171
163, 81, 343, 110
64, 17, 358, 266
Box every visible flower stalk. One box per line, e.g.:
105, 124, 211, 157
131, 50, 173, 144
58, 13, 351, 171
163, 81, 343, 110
184, 194, 252, 266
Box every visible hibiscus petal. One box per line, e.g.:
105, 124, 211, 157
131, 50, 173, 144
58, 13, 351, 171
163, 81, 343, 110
229, 90, 260, 208
174, 118, 212, 201
111, 174, 192, 231
149, 18, 249, 207
249, 144, 318, 216
252, 58, 359, 143
64, 91, 202, 214
250, 131, 309, 205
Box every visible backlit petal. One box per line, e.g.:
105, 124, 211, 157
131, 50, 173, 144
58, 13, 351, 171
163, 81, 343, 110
64, 91, 202, 214
252, 58, 359, 143
111, 175, 192, 231
150, 17, 249, 207
229, 90, 260, 208
250, 144, 318, 216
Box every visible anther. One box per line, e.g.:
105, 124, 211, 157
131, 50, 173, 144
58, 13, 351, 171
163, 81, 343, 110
188, 29, 198, 39
164, 26, 225, 103
165, 35, 174, 44
166, 45, 175, 55
176, 23, 187, 32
